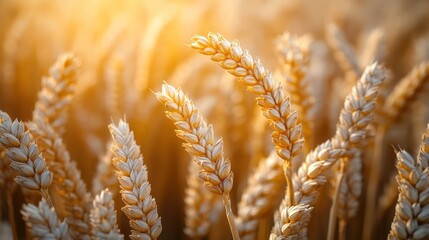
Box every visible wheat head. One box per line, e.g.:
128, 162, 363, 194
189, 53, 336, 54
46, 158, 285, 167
109, 119, 162, 240
32, 53, 80, 136
90, 188, 124, 240
22, 199, 71, 240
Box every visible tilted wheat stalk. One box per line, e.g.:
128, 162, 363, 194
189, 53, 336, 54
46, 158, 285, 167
335, 150, 363, 239
109, 119, 162, 240
0, 111, 53, 203
236, 151, 284, 240
27, 119, 92, 239
105, 57, 124, 120
326, 23, 361, 77
388, 150, 429, 240
0, 145, 18, 239
32, 53, 80, 136
90, 188, 124, 240
365, 61, 429, 239
22, 199, 71, 240
190, 32, 304, 208
92, 143, 119, 196
328, 63, 385, 240
383, 61, 429, 124
184, 162, 223, 239
155, 82, 239, 239
276, 32, 314, 152
270, 63, 386, 239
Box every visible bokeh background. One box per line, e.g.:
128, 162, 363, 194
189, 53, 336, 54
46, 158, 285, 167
1, 0, 429, 239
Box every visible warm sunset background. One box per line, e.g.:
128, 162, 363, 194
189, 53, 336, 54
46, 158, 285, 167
1, 0, 429, 239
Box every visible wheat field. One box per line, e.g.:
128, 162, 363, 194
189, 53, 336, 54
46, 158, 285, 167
1, 0, 429, 239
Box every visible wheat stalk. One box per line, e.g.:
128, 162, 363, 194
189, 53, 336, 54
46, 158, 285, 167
105, 57, 124, 120
271, 63, 386, 239
276, 32, 314, 152
184, 163, 223, 239
190, 32, 304, 207
0, 145, 18, 240
364, 61, 429, 239
418, 124, 429, 169
326, 23, 361, 77
0, 145, 15, 190
109, 119, 162, 240
336, 151, 362, 221
92, 143, 118, 196
22, 199, 71, 240
26, 119, 92, 239
0, 111, 53, 204
135, 8, 175, 96
236, 151, 284, 240
388, 150, 429, 240
383, 61, 429, 124
90, 189, 124, 240
156, 82, 239, 239
359, 29, 385, 67
32, 53, 80, 136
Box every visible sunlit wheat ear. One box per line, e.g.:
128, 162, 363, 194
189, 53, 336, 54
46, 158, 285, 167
32, 53, 80, 136
388, 150, 429, 240
184, 163, 223, 239
22, 199, 71, 240
383, 61, 429, 125
156, 82, 239, 239
26, 118, 92, 239
236, 151, 284, 240
276, 32, 314, 152
190, 32, 303, 206
271, 63, 386, 239
156, 83, 233, 195
0, 111, 53, 201
90, 189, 124, 240
109, 119, 162, 240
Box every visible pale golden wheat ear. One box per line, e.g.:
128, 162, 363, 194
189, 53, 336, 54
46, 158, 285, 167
388, 150, 429, 240
190, 32, 304, 209
276, 32, 314, 152
21, 199, 71, 240
155, 82, 239, 239
26, 119, 92, 239
32, 53, 80, 136
184, 163, 223, 239
0, 111, 53, 202
270, 63, 386, 239
90, 188, 124, 240
109, 119, 162, 240
236, 151, 284, 240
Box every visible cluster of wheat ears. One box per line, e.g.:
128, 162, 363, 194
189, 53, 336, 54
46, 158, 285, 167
1, 1, 429, 240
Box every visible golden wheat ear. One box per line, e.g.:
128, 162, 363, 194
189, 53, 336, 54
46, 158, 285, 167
109, 119, 162, 240
32, 53, 80, 136
90, 188, 123, 240
155, 82, 239, 239
388, 150, 429, 239
0, 111, 53, 202
22, 199, 71, 240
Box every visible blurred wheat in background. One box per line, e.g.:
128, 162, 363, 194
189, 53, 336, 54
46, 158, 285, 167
1, 0, 429, 239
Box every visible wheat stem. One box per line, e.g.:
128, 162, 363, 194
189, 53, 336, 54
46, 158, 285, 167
283, 162, 295, 206
328, 158, 346, 240
6, 190, 18, 240
339, 219, 347, 240
222, 194, 240, 240
363, 125, 386, 240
